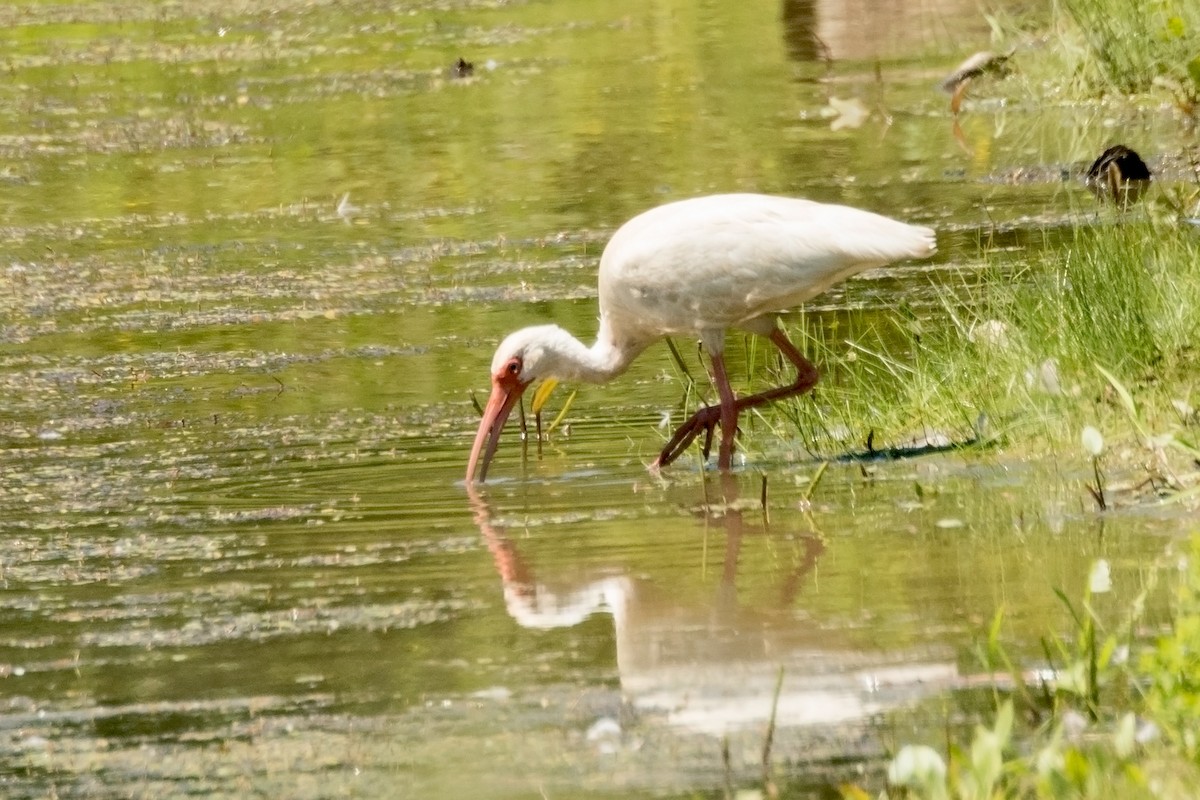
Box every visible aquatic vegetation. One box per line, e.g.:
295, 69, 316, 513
776, 216, 1200, 507
1081, 425, 1107, 510
846, 535, 1200, 799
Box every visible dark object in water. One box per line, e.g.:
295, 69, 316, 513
452, 57, 474, 78
1086, 145, 1151, 206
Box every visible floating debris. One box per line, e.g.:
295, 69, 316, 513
1085, 144, 1151, 206
452, 57, 475, 79
1089, 559, 1112, 593
824, 96, 870, 131
336, 192, 360, 224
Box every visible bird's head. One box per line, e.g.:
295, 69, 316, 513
466, 325, 568, 483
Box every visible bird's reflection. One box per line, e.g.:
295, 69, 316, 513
689, 472, 825, 612
781, 0, 826, 64
466, 477, 958, 736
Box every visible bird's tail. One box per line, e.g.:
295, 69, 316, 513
906, 225, 938, 259
846, 215, 937, 268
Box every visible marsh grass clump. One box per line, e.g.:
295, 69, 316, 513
982, 0, 1200, 110
777, 217, 1200, 485
1059, 0, 1200, 100
1014, 222, 1182, 373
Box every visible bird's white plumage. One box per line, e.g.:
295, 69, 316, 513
490, 324, 618, 384
597, 194, 936, 353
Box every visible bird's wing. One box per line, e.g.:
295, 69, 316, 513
599, 195, 935, 334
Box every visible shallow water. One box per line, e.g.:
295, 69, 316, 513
0, 0, 1194, 797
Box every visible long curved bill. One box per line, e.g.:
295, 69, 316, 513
466, 381, 526, 483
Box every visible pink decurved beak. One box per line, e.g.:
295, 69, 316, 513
466, 378, 529, 483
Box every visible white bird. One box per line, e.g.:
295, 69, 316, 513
467, 193, 936, 482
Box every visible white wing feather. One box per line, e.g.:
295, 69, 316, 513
598, 194, 935, 340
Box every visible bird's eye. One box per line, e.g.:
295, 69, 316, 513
506, 358, 521, 376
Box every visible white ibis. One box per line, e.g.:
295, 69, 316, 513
467, 193, 936, 482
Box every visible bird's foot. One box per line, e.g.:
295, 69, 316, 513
654, 404, 724, 469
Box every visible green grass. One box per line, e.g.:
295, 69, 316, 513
1058, 0, 1200, 98
850, 533, 1200, 799
983, 0, 1200, 107
786, 1, 1200, 780
771, 214, 1200, 505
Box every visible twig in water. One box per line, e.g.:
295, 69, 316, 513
722, 736, 733, 800
760, 473, 770, 526
1087, 456, 1108, 511
802, 461, 830, 503
518, 395, 528, 464
531, 379, 558, 449
762, 665, 784, 799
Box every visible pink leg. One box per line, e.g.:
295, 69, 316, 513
709, 351, 739, 469
654, 328, 819, 470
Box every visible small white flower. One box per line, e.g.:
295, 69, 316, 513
1089, 559, 1112, 594
887, 744, 947, 790
1135, 719, 1160, 744
1081, 425, 1104, 457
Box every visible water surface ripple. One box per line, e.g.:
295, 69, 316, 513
0, 1, 1193, 798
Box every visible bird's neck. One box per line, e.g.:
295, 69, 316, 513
550, 318, 642, 384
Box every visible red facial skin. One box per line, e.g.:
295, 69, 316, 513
466, 356, 531, 483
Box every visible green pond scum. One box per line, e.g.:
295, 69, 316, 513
1, 0, 1199, 798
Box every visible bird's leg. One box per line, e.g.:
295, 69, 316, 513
710, 351, 739, 470
655, 357, 728, 470
729, 327, 820, 411
654, 328, 819, 470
